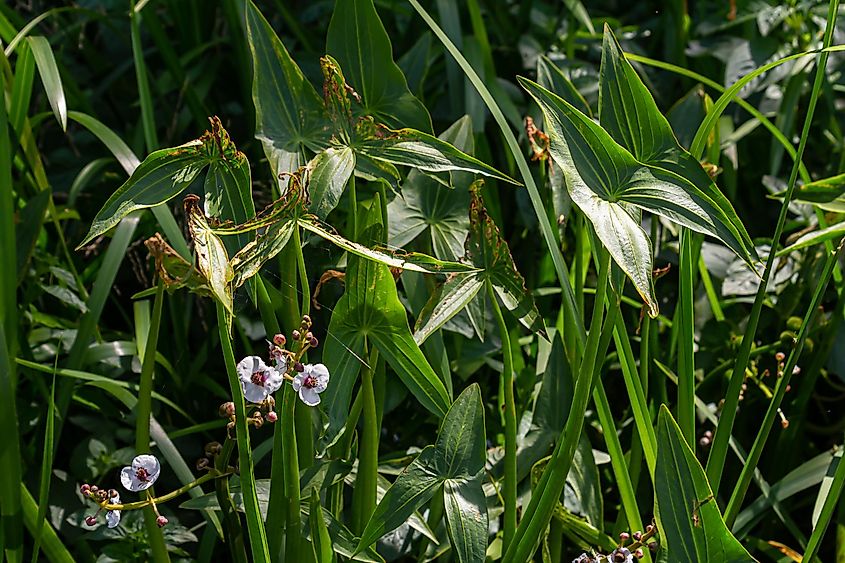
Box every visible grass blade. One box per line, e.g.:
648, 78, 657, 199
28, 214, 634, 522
26, 36, 66, 130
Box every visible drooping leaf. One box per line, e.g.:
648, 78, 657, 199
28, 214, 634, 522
414, 273, 484, 345
655, 406, 756, 563
299, 218, 477, 274
356, 127, 518, 185
144, 234, 211, 297
185, 196, 233, 313
229, 219, 297, 287
326, 0, 431, 132
76, 140, 208, 248
306, 146, 356, 219
466, 184, 545, 336
599, 27, 756, 264
521, 77, 757, 316
244, 0, 328, 187
27, 36, 66, 131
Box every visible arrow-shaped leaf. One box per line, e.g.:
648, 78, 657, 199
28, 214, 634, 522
185, 196, 233, 313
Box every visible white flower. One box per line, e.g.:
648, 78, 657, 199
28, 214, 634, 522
292, 363, 330, 406
268, 344, 288, 373
120, 454, 161, 492
106, 492, 121, 528
237, 356, 283, 403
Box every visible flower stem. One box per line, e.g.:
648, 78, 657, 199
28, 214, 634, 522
282, 383, 302, 562
215, 440, 248, 563
352, 345, 380, 534
488, 281, 516, 551
104, 471, 231, 511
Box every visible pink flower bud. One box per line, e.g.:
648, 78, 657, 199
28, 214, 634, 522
85, 515, 97, 527
267, 411, 278, 423
80, 484, 91, 495
273, 334, 286, 347
292, 330, 301, 341
156, 516, 168, 528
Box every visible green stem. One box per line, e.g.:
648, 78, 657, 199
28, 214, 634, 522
293, 227, 314, 470
706, 0, 839, 488
216, 304, 271, 563
677, 229, 695, 447
724, 247, 840, 526
282, 384, 301, 562
135, 280, 170, 563
349, 172, 358, 240
352, 345, 380, 534
803, 447, 845, 562
489, 281, 517, 551
504, 252, 612, 562
215, 440, 248, 563
104, 472, 229, 511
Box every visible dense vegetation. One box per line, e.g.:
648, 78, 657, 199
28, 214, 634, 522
3, 0, 845, 561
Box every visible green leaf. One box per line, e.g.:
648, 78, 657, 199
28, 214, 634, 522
521, 77, 756, 316
306, 146, 356, 218
414, 273, 484, 345
327, 0, 431, 132
244, 0, 328, 185
27, 36, 66, 131
777, 222, 845, 255
356, 128, 517, 185
309, 491, 333, 563
536, 55, 592, 118
655, 406, 756, 563
776, 172, 845, 212
467, 184, 545, 336
443, 475, 488, 563
203, 119, 255, 223
387, 116, 475, 261
76, 140, 208, 248
321, 197, 451, 446
186, 196, 234, 313
299, 218, 477, 274
230, 219, 297, 287
599, 27, 756, 265
357, 384, 487, 553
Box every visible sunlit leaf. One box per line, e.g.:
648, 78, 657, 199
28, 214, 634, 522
28, 36, 66, 131
655, 406, 756, 563
185, 196, 233, 313
306, 146, 356, 219
327, 0, 431, 132
230, 219, 297, 287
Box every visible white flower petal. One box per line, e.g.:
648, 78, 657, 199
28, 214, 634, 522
274, 355, 287, 373
120, 466, 143, 492
299, 387, 321, 406
237, 356, 266, 383
242, 380, 269, 403
291, 373, 304, 392
106, 509, 121, 528
133, 455, 161, 480
264, 369, 284, 394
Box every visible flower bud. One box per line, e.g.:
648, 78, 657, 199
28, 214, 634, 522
646, 524, 654, 533
252, 412, 264, 429
196, 457, 210, 471
635, 548, 644, 559
85, 515, 97, 527
80, 484, 91, 495
109, 489, 119, 499
267, 411, 278, 423
633, 531, 642, 541
648, 541, 658, 552
775, 352, 786, 362
156, 516, 169, 528
619, 532, 630, 541
90, 485, 99, 494
219, 402, 236, 418
205, 442, 222, 456
273, 333, 286, 347
309, 336, 319, 348
302, 314, 312, 327
294, 362, 304, 372
292, 330, 301, 341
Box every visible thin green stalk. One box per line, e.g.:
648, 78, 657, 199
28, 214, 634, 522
216, 304, 271, 563
215, 440, 248, 563
352, 345, 379, 534
489, 281, 517, 551
408, 0, 585, 349
282, 384, 301, 562
504, 253, 611, 562
135, 280, 170, 563
803, 447, 845, 562
293, 227, 314, 470
724, 246, 840, 526
130, 0, 158, 152
349, 172, 358, 240
705, 0, 839, 489
698, 254, 725, 321
677, 229, 695, 447
31, 368, 56, 563
592, 383, 645, 535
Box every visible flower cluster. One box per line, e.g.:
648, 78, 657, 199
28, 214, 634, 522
81, 454, 164, 529
571, 524, 659, 563
235, 314, 330, 409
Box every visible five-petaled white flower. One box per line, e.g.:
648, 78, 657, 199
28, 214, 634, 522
237, 356, 283, 403
120, 454, 161, 492
106, 492, 121, 528
292, 363, 330, 406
